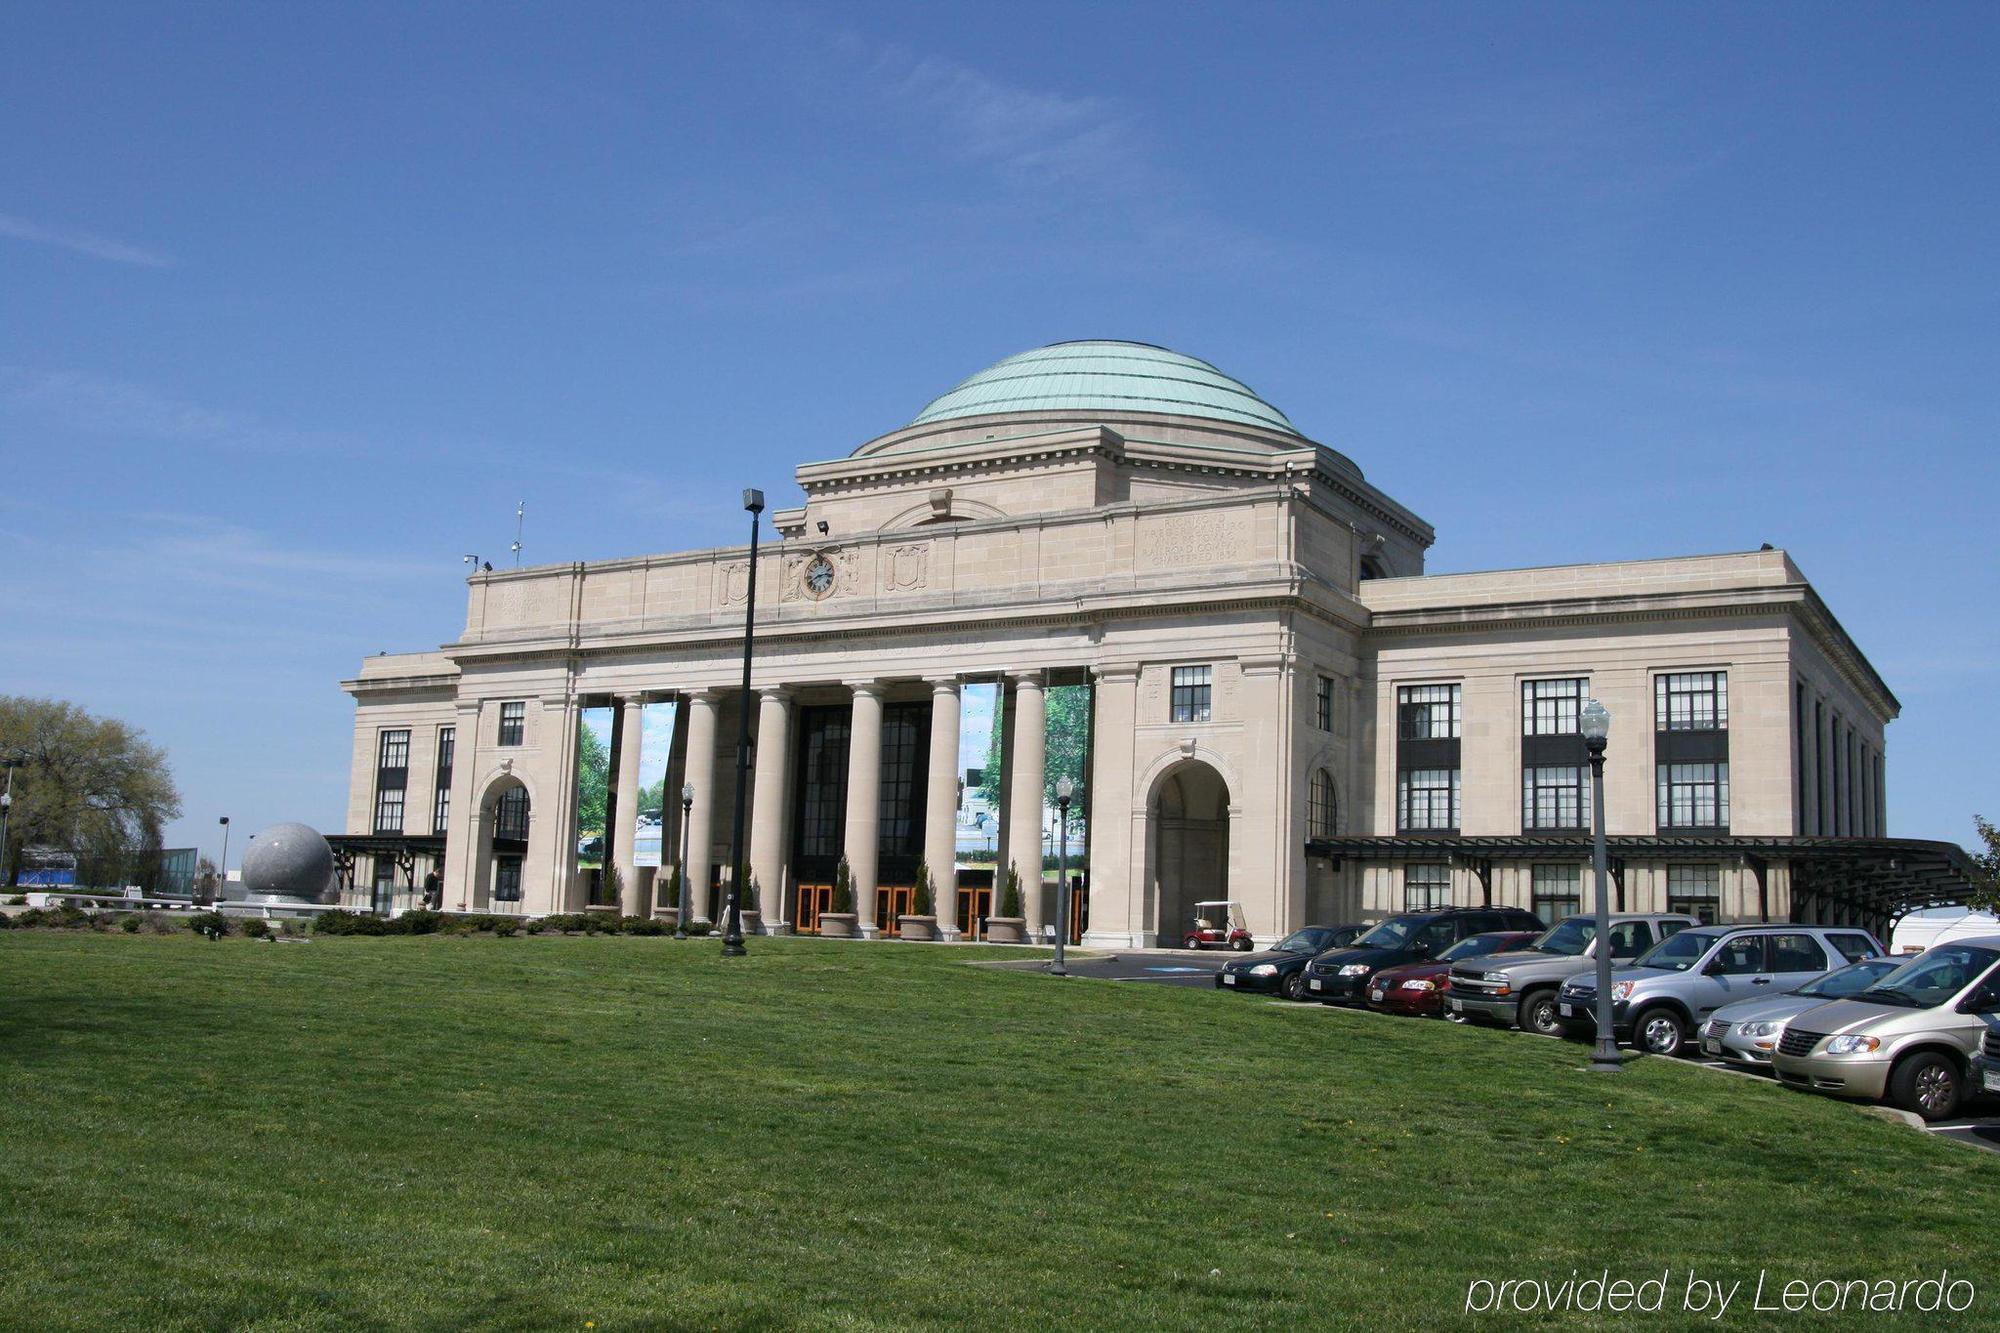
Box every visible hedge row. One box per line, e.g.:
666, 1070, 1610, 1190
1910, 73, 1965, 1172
312, 909, 710, 938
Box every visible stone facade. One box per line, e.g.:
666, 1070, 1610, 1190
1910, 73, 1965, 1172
340, 342, 1899, 944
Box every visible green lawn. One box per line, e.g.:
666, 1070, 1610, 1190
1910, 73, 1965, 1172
2, 932, 1994, 1329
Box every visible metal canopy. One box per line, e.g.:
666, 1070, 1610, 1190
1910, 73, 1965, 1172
1306, 834, 1982, 935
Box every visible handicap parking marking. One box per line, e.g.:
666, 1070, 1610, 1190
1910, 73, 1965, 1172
1143, 965, 1213, 974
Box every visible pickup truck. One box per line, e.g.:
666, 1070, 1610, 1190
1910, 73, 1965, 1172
1446, 913, 1699, 1034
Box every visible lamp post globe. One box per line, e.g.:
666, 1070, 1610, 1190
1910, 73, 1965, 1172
1051, 776, 1074, 976
1580, 698, 1620, 1073
676, 783, 695, 940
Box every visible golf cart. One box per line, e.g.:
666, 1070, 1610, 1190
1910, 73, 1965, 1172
1183, 901, 1254, 951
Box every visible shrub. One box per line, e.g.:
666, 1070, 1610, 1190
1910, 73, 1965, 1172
831, 856, 855, 914
3, 894, 25, 906
999, 862, 1023, 918
621, 914, 666, 936
912, 860, 935, 917
396, 909, 445, 935
0, 913, 13, 930
119, 915, 141, 933
144, 911, 176, 935
240, 918, 271, 939
493, 919, 519, 938
186, 911, 231, 938
680, 918, 713, 936
521, 917, 545, 935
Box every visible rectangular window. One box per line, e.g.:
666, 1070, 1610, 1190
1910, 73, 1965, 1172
1316, 675, 1335, 732
373, 728, 409, 834
1531, 864, 1581, 923
1404, 862, 1450, 912
1171, 666, 1212, 723
1398, 684, 1461, 739
1667, 864, 1721, 924
1398, 768, 1460, 832
433, 725, 455, 835
494, 856, 523, 902
498, 701, 526, 747
1522, 766, 1590, 831
1521, 678, 1586, 736
1656, 672, 1728, 732
494, 786, 530, 842
1658, 762, 1730, 830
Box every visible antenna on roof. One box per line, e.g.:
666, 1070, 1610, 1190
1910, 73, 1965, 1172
511, 501, 525, 566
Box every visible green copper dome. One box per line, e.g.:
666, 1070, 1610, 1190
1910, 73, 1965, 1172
909, 340, 1301, 436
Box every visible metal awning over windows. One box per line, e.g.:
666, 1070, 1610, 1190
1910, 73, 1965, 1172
326, 833, 446, 899
1305, 834, 1982, 938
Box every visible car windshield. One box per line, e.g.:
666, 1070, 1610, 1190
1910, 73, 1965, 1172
1854, 945, 2000, 1009
1794, 958, 1898, 998
1532, 918, 1596, 956
1439, 933, 1512, 963
1274, 930, 1327, 954
1355, 915, 1426, 949
1634, 929, 1721, 972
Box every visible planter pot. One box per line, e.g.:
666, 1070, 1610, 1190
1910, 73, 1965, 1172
986, 916, 1027, 944
819, 912, 859, 939
898, 914, 939, 942
738, 910, 762, 937
654, 907, 680, 929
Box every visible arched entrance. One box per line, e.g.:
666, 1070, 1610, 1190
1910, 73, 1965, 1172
472, 776, 531, 911
1148, 760, 1231, 947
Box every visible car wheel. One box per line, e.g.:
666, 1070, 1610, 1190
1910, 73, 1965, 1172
1182, 935, 1202, 950
1889, 1051, 1961, 1122
1281, 972, 1307, 1002
1636, 1006, 1688, 1058
1518, 989, 1562, 1037
1233, 938, 1253, 952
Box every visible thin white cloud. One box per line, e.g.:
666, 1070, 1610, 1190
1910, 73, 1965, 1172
0, 211, 172, 267
0, 366, 380, 458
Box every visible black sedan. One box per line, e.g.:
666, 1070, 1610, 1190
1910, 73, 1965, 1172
1302, 907, 1546, 1004
1215, 924, 1366, 1000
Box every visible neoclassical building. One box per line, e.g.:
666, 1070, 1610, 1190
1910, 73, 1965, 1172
337, 341, 1974, 943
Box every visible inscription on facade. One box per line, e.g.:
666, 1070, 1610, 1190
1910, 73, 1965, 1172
1140, 513, 1245, 569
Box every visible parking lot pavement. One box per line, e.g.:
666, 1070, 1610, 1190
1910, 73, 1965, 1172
989, 949, 1228, 985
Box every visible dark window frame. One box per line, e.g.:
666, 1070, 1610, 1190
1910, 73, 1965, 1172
1316, 675, 1335, 732
1656, 671, 1728, 733
1308, 770, 1337, 839
1666, 863, 1721, 924
1530, 863, 1582, 922
1522, 765, 1590, 831
1404, 862, 1450, 912
1521, 678, 1586, 737
498, 701, 526, 747
433, 725, 455, 835
1398, 767, 1460, 833
1171, 666, 1213, 724
1658, 761, 1730, 830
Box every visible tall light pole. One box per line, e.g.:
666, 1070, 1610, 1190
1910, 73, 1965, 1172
0, 755, 22, 889
1581, 698, 1620, 1074
1050, 777, 1073, 976
217, 815, 231, 902
676, 782, 694, 940
722, 488, 764, 958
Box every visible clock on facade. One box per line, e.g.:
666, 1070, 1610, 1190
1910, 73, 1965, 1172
803, 553, 837, 599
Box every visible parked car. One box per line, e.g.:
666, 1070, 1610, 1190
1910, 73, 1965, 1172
1699, 956, 1902, 1068
1771, 937, 2000, 1121
1448, 913, 1698, 1034
1556, 923, 1886, 1057
1303, 907, 1545, 1004
1216, 924, 1367, 999
1365, 931, 1539, 1017
1970, 1026, 2000, 1106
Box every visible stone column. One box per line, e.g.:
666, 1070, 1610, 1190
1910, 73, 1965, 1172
1083, 665, 1139, 946
536, 693, 583, 913
612, 696, 647, 915
748, 688, 793, 929
1006, 671, 1048, 935
682, 690, 722, 921
843, 681, 885, 935
442, 699, 482, 911
923, 678, 962, 923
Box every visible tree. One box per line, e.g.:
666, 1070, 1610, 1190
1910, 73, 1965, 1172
831, 855, 854, 913
637, 775, 666, 823
913, 859, 935, 916
193, 855, 220, 899
574, 721, 610, 855
0, 696, 182, 888
999, 861, 1023, 918
1970, 816, 2000, 914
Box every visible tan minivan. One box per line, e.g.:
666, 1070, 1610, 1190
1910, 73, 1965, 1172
1770, 936, 2000, 1121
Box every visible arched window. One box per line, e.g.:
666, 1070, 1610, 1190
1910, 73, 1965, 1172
494, 786, 530, 843
1309, 769, 1338, 839
1359, 554, 1388, 580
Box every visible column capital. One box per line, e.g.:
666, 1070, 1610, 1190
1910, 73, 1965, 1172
845, 679, 888, 699
757, 685, 795, 704
926, 675, 963, 694
685, 687, 729, 705
1008, 669, 1047, 689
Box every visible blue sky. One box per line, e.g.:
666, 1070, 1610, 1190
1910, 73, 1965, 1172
2, 3, 1994, 863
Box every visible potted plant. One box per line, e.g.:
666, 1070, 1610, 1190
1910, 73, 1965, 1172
655, 864, 680, 929
986, 861, 1027, 943
899, 860, 940, 942
819, 856, 859, 938
739, 871, 763, 937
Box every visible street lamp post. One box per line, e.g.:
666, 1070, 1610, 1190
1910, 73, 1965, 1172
722, 488, 765, 958
217, 815, 231, 903
676, 783, 694, 940
1050, 777, 1073, 976
1581, 698, 1621, 1074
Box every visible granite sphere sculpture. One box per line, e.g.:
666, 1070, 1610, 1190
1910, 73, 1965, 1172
240, 822, 336, 901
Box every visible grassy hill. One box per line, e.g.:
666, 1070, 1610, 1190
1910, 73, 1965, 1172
1, 932, 1993, 1329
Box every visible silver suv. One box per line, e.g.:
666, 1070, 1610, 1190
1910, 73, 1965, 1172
1448, 914, 1697, 1035
1556, 923, 1885, 1057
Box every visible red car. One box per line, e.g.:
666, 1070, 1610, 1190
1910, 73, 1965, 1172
1364, 931, 1541, 1017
